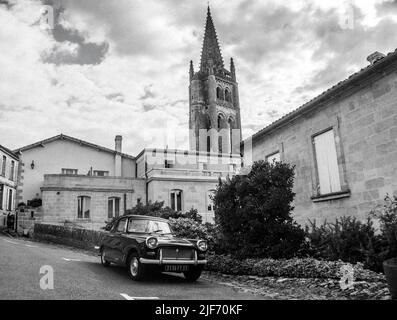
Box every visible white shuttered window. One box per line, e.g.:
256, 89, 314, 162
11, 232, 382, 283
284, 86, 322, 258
314, 130, 341, 195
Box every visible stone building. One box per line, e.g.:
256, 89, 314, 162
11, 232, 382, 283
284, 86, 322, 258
0, 145, 19, 226
250, 50, 397, 225
13, 134, 146, 228
189, 7, 242, 154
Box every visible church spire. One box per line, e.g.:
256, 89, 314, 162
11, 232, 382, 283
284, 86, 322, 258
200, 5, 224, 73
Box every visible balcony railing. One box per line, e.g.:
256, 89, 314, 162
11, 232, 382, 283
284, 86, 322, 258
146, 168, 234, 179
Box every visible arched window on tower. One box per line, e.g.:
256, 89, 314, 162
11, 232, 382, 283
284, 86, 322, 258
216, 87, 224, 100
225, 88, 232, 102
207, 136, 211, 153
229, 118, 234, 154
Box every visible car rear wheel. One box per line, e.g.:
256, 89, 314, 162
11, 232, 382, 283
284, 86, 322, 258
183, 267, 203, 282
127, 254, 146, 281
100, 248, 111, 267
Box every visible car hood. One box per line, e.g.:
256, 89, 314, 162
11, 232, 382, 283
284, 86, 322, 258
124, 233, 196, 247
156, 235, 196, 247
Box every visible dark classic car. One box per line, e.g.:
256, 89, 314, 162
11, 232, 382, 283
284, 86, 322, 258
98, 215, 208, 281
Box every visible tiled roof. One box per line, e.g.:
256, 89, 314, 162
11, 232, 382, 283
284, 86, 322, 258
251, 48, 397, 142
13, 134, 135, 159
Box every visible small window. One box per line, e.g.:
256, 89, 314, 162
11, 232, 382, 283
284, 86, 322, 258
9, 160, 15, 181
170, 189, 182, 212
1, 156, 6, 177
7, 189, 13, 211
207, 136, 211, 153
266, 152, 280, 163
94, 170, 109, 177
62, 168, 78, 175
207, 190, 216, 212
77, 196, 91, 219
108, 197, 120, 219
313, 129, 341, 195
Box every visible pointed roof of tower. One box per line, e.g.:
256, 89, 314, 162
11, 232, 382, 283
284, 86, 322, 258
200, 6, 224, 73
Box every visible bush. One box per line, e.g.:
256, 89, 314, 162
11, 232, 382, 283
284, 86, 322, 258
213, 160, 305, 259
205, 254, 385, 282
304, 216, 387, 272
370, 194, 397, 258
169, 218, 217, 251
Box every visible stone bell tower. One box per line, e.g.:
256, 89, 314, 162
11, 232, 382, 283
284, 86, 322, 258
189, 6, 242, 154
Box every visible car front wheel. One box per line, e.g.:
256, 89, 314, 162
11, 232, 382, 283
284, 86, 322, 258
127, 254, 146, 281
100, 248, 111, 267
184, 267, 203, 282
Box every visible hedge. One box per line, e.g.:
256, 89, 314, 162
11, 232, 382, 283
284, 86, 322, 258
205, 254, 385, 282
34, 223, 106, 251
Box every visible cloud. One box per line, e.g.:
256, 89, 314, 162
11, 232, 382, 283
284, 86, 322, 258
1, 0, 397, 155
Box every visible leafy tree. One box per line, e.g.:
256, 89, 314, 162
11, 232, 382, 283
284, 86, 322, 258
213, 160, 305, 259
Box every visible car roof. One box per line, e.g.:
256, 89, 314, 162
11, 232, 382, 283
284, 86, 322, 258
119, 215, 169, 223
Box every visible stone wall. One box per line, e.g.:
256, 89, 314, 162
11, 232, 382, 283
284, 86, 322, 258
33, 223, 106, 251
41, 175, 146, 225
252, 67, 397, 225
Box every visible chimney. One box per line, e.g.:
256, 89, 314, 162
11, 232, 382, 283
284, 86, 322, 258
114, 135, 122, 177
115, 135, 122, 153
367, 51, 385, 65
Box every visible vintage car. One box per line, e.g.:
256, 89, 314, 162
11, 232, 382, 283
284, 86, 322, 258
98, 215, 208, 281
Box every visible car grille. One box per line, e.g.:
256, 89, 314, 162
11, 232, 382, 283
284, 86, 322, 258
161, 248, 194, 260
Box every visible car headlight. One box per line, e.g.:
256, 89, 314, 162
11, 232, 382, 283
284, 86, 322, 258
146, 236, 158, 249
197, 240, 208, 252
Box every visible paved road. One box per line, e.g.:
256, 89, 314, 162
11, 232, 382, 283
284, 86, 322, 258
0, 234, 264, 300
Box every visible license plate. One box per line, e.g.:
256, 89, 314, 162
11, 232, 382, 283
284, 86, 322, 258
164, 265, 189, 272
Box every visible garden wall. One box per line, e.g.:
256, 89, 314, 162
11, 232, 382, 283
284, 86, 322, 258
33, 223, 107, 251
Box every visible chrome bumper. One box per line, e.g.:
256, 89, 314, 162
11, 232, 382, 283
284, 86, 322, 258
140, 258, 207, 265
140, 249, 207, 266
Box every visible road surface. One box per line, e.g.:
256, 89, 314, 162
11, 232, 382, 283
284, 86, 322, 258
0, 234, 264, 300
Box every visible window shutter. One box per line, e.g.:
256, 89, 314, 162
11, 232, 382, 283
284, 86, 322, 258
314, 130, 341, 194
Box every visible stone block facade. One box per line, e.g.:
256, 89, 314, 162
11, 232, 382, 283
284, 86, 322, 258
41, 175, 146, 224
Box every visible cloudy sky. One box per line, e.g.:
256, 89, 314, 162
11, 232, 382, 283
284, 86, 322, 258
1, 0, 397, 155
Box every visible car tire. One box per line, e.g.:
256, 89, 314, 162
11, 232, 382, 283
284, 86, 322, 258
127, 253, 146, 281
183, 267, 203, 282
100, 248, 111, 267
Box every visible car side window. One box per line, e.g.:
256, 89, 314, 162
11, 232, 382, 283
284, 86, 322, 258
116, 218, 127, 232
127, 219, 148, 233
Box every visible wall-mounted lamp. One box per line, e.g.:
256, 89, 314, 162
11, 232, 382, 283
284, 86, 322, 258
31, 160, 35, 170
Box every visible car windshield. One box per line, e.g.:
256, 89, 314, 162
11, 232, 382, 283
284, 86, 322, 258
127, 218, 172, 234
